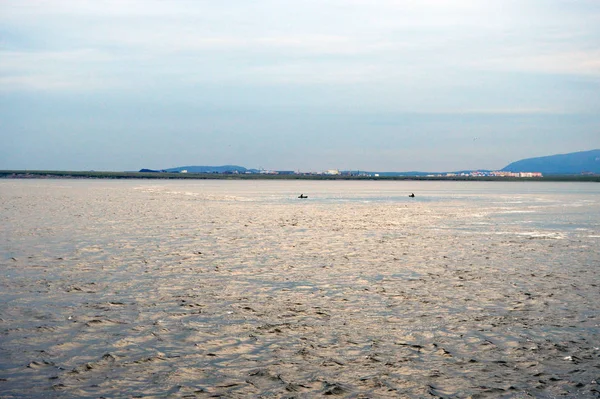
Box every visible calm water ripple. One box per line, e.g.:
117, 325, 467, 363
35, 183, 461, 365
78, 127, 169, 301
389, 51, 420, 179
1, 180, 599, 398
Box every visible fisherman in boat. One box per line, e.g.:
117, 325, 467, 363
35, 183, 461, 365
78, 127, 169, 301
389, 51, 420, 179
298, 194, 308, 199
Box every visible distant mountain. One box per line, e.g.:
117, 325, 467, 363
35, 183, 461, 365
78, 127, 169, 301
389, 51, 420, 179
502, 149, 600, 175
164, 165, 253, 174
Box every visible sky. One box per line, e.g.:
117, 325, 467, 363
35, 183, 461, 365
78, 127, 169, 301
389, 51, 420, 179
1, 0, 599, 172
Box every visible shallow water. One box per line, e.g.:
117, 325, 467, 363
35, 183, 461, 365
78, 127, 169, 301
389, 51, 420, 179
1, 180, 599, 398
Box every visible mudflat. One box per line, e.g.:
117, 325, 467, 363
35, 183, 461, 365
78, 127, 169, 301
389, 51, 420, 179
1, 180, 599, 398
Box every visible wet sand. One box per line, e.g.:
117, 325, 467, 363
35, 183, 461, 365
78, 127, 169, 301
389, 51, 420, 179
1, 180, 599, 398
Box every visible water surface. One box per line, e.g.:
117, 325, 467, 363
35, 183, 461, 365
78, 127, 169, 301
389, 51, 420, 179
1, 180, 599, 398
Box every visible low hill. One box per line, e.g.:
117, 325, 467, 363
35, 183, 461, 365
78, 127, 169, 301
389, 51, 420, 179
502, 149, 600, 175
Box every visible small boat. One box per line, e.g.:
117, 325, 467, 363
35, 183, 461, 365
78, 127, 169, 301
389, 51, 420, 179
298, 194, 308, 199
409, 193, 415, 198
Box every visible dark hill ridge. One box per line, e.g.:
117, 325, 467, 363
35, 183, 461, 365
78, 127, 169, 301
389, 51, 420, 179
502, 149, 600, 175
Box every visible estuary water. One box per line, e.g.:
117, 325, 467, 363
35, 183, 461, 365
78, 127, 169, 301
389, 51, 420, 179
1, 179, 599, 398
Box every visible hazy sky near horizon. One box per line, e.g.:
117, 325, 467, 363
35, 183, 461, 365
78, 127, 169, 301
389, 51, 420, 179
1, 0, 599, 172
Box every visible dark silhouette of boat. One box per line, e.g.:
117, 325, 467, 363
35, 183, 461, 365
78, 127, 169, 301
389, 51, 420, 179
298, 194, 308, 199
409, 193, 415, 198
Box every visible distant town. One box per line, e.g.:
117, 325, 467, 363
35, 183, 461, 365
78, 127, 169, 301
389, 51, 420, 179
152, 149, 599, 177
166, 168, 544, 178
427, 171, 543, 178
2, 149, 599, 181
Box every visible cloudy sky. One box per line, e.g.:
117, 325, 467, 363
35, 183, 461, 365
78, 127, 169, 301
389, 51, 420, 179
1, 0, 599, 172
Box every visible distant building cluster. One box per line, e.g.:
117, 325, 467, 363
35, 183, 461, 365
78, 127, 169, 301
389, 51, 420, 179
258, 169, 544, 177
257, 169, 372, 176
140, 167, 543, 178
430, 171, 543, 178
490, 171, 543, 178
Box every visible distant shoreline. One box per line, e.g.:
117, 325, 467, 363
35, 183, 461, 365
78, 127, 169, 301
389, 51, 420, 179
1, 170, 599, 182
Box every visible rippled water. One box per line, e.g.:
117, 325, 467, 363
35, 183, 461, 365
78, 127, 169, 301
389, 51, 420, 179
1, 180, 599, 398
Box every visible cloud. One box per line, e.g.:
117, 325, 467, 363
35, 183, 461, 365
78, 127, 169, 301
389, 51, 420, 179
474, 49, 600, 77
1, 1, 599, 97
451, 107, 565, 116
0, 49, 120, 91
